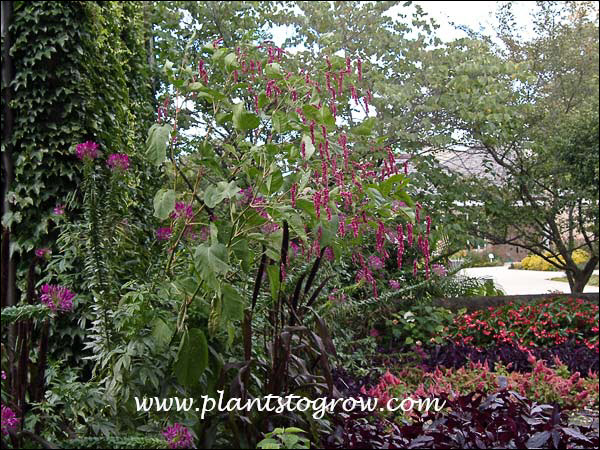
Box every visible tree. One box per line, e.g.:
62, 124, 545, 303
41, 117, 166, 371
409, 1, 599, 292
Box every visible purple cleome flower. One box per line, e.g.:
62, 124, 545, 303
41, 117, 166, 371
54, 204, 65, 215
40, 284, 75, 312
156, 227, 172, 241
75, 141, 99, 161
107, 153, 130, 171
162, 423, 194, 449
1, 405, 19, 436
35, 248, 51, 259
432, 263, 447, 277
389, 280, 401, 290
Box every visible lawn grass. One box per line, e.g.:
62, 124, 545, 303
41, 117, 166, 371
550, 274, 599, 287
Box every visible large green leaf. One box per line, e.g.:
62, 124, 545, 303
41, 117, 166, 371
224, 52, 240, 72
266, 264, 280, 302
151, 318, 174, 349
194, 242, 230, 287
204, 180, 240, 208
221, 284, 244, 322
174, 328, 208, 387
233, 102, 260, 131
153, 189, 176, 220
146, 123, 172, 165
320, 105, 336, 128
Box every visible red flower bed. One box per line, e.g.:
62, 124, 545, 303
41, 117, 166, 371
449, 297, 599, 351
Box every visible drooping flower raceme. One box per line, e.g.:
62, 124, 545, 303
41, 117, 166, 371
162, 423, 194, 449
40, 284, 75, 312
1, 405, 19, 435
107, 153, 130, 171
75, 141, 99, 161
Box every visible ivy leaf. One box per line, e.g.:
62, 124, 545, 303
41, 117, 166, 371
204, 180, 240, 208
174, 328, 208, 387
233, 102, 260, 131
146, 123, 172, 165
153, 189, 176, 220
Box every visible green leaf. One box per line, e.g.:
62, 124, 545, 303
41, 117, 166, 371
174, 328, 208, 387
272, 110, 289, 133
265, 62, 283, 79
224, 52, 240, 72
204, 180, 240, 208
194, 242, 230, 287
302, 104, 320, 122
151, 318, 174, 349
153, 189, 176, 220
266, 264, 280, 302
301, 135, 315, 160
267, 169, 284, 194
350, 117, 376, 136
221, 284, 244, 322
188, 83, 226, 100
233, 102, 260, 131
320, 105, 336, 128
146, 123, 172, 165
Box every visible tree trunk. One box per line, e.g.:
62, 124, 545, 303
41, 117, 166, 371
568, 256, 598, 293
1, 1, 16, 310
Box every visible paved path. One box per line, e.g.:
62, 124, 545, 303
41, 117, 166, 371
459, 264, 600, 295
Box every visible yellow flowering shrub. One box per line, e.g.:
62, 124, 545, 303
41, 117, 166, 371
518, 250, 591, 271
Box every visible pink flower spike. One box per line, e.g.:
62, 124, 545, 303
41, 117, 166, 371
53, 204, 65, 215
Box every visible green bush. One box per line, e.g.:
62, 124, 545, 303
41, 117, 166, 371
463, 250, 504, 267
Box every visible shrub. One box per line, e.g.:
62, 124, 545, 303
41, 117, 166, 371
463, 250, 504, 267
515, 249, 592, 271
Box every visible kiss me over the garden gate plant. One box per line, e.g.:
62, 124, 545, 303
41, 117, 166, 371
140, 39, 434, 444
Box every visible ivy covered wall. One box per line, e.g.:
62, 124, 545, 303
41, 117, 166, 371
1, 1, 155, 305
